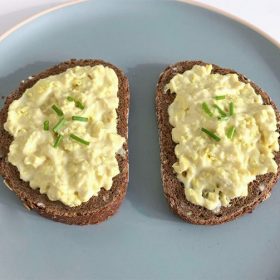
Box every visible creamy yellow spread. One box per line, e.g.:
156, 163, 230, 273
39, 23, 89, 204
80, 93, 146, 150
167, 64, 279, 211
4, 65, 125, 207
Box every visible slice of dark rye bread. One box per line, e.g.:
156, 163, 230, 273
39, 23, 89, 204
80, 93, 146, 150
0, 59, 129, 225
156, 60, 280, 225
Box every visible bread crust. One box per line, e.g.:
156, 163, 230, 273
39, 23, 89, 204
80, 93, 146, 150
0, 59, 129, 225
156, 60, 280, 225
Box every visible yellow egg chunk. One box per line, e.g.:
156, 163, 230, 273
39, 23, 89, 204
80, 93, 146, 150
166, 64, 279, 211
4, 65, 125, 207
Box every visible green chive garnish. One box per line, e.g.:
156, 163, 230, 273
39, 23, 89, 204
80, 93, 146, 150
72, 116, 88, 122
53, 118, 66, 133
75, 100, 85, 110
213, 104, 227, 117
69, 134, 90, 146
226, 126, 236, 139
229, 102, 234, 116
51, 104, 64, 116
218, 116, 229, 121
43, 120, 49, 131
67, 96, 85, 110
67, 96, 74, 102
202, 102, 213, 117
201, 128, 221, 142
53, 134, 63, 148
214, 95, 226, 100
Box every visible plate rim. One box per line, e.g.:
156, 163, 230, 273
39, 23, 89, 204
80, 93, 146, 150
0, 0, 279, 50
180, 0, 280, 48
0, 0, 86, 42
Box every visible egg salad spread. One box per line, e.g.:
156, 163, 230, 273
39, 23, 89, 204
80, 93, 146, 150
166, 64, 279, 211
4, 65, 125, 207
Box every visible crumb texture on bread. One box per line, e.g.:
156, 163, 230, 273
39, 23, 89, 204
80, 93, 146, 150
156, 60, 280, 225
0, 59, 130, 225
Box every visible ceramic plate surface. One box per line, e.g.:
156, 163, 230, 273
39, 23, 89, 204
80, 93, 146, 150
0, 1, 280, 279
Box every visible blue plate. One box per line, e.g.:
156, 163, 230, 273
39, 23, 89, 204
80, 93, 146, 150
1, 1, 280, 279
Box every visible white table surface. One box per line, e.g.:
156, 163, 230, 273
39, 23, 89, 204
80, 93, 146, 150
0, 0, 279, 44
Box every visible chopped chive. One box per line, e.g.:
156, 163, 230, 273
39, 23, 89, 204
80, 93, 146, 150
69, 133, 90, 146
53, 134, 63, 148
75, 100, 85, 110
67, 96, 85, 110
53, 118, 66, 133
201, 128, 221, 142
202, 102, 213, 117
213, 104, 227, 117
218, 116, 229, 121
72, 116, 88, 122
214, 95, 226, 100
229, 102, 234, 116
43, 120, 49, 131
226, 126, 236, 139
51, 104, 64, 116
67, 96, 74, 102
